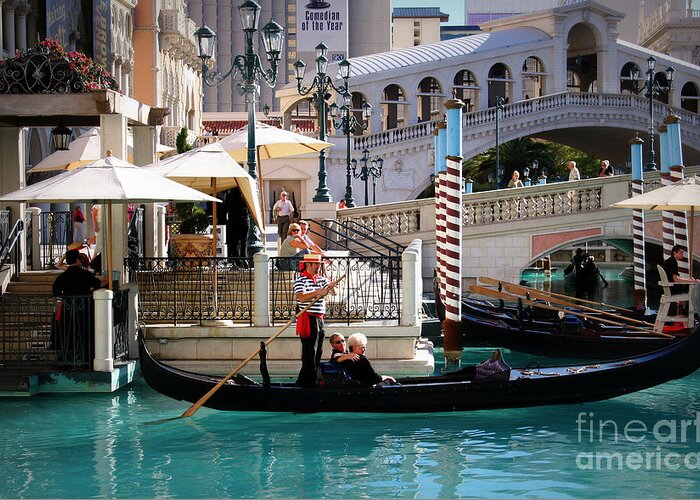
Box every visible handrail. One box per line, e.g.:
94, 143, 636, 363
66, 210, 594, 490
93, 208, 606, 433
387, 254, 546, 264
0, 218, 23, 269
307, 218, 405, 257
353, 91, 700, 151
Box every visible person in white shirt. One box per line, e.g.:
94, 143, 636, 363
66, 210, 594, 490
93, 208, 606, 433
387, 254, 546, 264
272, 191, 295, 245
567, 161, 581, 181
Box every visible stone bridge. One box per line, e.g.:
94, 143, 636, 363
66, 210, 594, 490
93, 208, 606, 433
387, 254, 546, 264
323, 92, 700, 204
337, 166, 700, 288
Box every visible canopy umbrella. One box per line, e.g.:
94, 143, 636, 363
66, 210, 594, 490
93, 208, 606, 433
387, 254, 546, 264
612, 175, 700, 275
29, 128, 174, 173
218, 121, 332, 163
0, 153, 219, 288
143, 142, 264, 257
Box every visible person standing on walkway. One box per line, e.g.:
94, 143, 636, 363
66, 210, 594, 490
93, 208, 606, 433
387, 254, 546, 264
294, 254, 341, 387
567, 161, 580, 181
273, 191, 295, 246
72, 206, 86, 244
598, 160, 614, 177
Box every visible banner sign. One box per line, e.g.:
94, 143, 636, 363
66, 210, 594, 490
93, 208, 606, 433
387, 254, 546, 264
93, 0, 111, 69
46, 0, 73, 48
296, 0, 348, 62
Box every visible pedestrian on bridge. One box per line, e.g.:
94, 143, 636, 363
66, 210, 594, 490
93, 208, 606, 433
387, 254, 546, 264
567, 161, 580, 181
598, 160, 614, 177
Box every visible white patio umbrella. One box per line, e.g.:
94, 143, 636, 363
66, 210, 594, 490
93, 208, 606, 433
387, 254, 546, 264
0, 153, 219, 288
612, 175, 700, 275
143, 142, 264, 256
30, 128, 174, 173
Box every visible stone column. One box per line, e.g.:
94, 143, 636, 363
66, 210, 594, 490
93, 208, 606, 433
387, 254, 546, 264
120, 283, 140, 359
3, 0, 15, 56
253, 251, 270, 326
93, 288, 114, 372
0, 127, 26, 271
13, 1, 25, 51
27, 206, 41, 270
132, 125, 158, 259
100, 113, 128, 284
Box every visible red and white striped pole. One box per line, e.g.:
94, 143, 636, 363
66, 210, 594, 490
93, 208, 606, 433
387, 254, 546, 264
442, 96, 465, 365
629, 134, 647, 310
666, 115, 690, 278
434, 121, 447, 307
658, 123, 675, 260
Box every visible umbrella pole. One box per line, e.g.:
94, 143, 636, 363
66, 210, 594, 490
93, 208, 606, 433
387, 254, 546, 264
257, 150, 267, 247
691, 207, 695, 278
107, 202, 113, 291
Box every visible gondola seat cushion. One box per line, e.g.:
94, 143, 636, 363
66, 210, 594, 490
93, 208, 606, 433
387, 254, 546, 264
319, 362, 352, 387
562, 314, 583, 335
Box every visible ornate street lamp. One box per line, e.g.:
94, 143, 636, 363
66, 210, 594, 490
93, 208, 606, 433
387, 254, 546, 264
630, 56, 675, 171
294, 42, 351, 202
329, 92, 372, 208
194, 0, 284, 255
494, 96, 505, 188
351, 148, 383, 206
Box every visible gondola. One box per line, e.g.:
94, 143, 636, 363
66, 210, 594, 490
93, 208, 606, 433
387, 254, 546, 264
460, 296, 681, 358
563, 259, 602, 288
138, 323, 700, 413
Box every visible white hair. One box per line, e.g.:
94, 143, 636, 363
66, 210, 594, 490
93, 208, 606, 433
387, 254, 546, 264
347, 332, 367, 350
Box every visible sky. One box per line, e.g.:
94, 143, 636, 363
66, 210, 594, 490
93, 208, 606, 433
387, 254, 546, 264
392, 0, 464, 25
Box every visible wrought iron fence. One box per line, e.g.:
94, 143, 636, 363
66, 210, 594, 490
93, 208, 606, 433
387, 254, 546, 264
126, 257, 253, 324
269, 255, 401, 325
112, 289, 129, 361
39, 211, 72, 269
0, 291, 130, 370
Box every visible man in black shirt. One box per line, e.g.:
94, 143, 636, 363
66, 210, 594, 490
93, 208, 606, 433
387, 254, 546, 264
662, 245, 699, 296
53, 250, 105, 296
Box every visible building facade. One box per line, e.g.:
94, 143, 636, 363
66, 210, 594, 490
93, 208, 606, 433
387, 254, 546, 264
392, 7, 448, 49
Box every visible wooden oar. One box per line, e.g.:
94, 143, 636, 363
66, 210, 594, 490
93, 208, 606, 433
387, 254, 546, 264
180, 274, 344, 418
479, 276, 637, 314
477, 277, 654, 328
468, 284, 673, 338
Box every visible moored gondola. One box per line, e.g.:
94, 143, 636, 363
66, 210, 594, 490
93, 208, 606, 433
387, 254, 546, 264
460, 296, 680, 358
139, 322, 700, 413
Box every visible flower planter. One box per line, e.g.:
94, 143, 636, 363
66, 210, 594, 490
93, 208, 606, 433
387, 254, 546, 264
171, 234, 214, 264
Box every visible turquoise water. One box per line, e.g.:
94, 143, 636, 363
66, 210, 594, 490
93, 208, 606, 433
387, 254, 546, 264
2, 370, 700, 498
2, 267, 699, 498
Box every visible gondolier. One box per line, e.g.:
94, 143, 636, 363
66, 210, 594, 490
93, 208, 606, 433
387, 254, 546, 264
294, 254, 341, 387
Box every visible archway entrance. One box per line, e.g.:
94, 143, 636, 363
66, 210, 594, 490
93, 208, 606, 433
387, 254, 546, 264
566, 23, 598, 92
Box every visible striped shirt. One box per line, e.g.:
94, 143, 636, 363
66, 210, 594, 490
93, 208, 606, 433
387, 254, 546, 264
294, 273, 330, 315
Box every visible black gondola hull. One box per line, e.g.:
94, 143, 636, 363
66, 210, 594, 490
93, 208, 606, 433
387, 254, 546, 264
139, 325, 700, 413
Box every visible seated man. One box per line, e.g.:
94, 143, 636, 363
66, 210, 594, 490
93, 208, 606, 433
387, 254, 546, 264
53, 250, 106, 296
332, 332, 396, 385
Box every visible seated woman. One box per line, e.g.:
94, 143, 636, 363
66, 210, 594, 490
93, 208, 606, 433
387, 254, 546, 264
332, 332, 396, 385
278, 223, 310, 270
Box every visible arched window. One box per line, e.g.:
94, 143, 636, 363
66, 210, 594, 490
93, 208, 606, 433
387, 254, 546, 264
654, 73, 670, 104
681, 81, 699, 114
487, 63, 512, 106
417, 77, 443, 122
620, 62, 641, 94
453, 69, 479, 112
382, 84, 408, 129
521, 56, 545, 99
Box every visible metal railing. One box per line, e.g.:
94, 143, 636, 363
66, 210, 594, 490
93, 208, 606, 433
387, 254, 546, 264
308, 218, 405, 258
39, 211, 72, 269
0, 291, 130, 370
269, 255, 401, 325
0, 219, 23, 275
126, 257, 254, 324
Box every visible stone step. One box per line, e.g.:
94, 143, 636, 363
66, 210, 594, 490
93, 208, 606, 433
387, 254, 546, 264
6, 282, 54, 294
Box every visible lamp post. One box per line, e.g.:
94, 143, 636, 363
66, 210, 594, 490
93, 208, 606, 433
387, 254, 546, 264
330, 92, 372, 208
630, 56, 675, 171
351, 148, 383, 205
494, 96, 505, 188
294, 43, 351, 202
194, 0, 284, 256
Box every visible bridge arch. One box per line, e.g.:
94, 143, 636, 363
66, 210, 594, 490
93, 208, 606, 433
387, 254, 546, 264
682, 81, 699, 113
453, 69, 479, 112
487, 63, 513, 106
382, 83, 408, 130
417, 76, 443, 123
566, 23, 602, 93
619, 62, 641, 94
521, 56, 546, 99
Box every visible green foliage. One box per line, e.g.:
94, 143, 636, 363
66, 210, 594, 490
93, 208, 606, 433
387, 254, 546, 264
176, 203, 209, 234
462, 138, 601, 191
176, 127, 193, 154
